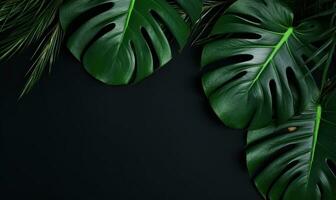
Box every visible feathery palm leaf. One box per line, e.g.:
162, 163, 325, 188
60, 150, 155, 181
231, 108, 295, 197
303, 1, 336, 90
192, 0, 235, 46
0, 0, 64, 96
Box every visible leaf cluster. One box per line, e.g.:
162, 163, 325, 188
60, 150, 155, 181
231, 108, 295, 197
0, 1, 335, 199
199, 0, 336, 199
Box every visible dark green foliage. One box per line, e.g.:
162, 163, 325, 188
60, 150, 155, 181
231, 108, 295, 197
201, 0, 320, 129
247, 90, 336, 200
0, 1, 336, 199
199, 0, 336, 199
59, 0, 202, 85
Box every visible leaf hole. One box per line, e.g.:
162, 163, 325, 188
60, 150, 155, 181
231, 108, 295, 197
269, 80, 277, 118
149, 10, 177, 50
128, 41, 137, 84
81, 23, 116, 60
140, 27, 161, 71
208, 32, 262, 42
228, 71, 248, 83
203, 54, 253, 74
266, 160, 299, 197
65, 2, 114, 38
226, 32, 262, 40
248, 127, 298, 152
280, 172, 301, 200
286, 67, 301, 113
251, 144, 297, 179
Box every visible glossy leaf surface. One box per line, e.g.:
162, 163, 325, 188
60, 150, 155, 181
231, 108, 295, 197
60, 0, 201, 85
247, 90, 336, 200
201, 0, 320, 129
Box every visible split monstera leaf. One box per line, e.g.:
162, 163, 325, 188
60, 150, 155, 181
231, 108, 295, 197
1, 0, 336, 199
247, 90, 336, 199
201, 0, 320, 129
59, 0, 202, 84
201, 0, 336, 199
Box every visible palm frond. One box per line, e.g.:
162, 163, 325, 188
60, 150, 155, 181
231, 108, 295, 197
21, 23, 63, 97
191, 0, 235, 46
0, 0, 64, 96
303, 1, 336, 90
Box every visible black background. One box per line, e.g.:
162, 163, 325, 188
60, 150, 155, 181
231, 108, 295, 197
0, 46, 260, 199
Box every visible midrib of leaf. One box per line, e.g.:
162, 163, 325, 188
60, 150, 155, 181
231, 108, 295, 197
115, 0, 135, 55
307, 105, 322, 185
248, 27, 294, 91
125, 0, 135, 32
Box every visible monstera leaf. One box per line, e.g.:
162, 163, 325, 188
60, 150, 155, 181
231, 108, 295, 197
59, 0, 202, 85
247, 89, 336, 200
201, 0, 321, 129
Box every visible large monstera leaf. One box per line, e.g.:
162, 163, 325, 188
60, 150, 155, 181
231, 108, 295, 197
247, 90, 336, 200
59, 0, 201, 85
201, 0, 321, 129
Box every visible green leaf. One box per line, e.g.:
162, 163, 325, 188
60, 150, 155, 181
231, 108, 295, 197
247, 90, 336, 200
201, 0, 320, 129
59, 0, 202, 85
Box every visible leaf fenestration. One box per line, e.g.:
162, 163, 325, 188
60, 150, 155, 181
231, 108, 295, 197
60, 0, 202, 85
201, 0, 321, 129
247, 90, 336, 200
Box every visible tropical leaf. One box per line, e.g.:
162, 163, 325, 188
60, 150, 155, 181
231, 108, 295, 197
21, 23, 64, 96
59, 0, 202, 85
246, 89, 336, 200
0, 0, 64, 96
201, 0, 321, 129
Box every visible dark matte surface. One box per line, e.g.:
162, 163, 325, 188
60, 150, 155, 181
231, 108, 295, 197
0, 47, 260, 200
